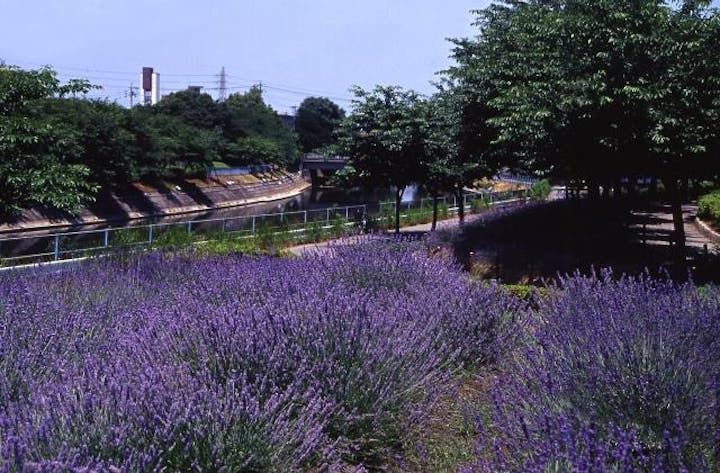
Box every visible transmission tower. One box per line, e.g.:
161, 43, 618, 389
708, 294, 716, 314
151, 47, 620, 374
126, 84, 138, 107
218, 66, 227, 101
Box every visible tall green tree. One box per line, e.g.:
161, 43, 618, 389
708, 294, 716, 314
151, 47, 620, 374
224, 86, 299, 166
341, 86, 427, 233
0, 66, 98, 217
295, 97, 345, 153
449, 0, 720, 270
38, 98, 144, 185
424, 89, 484, 228
153, 89, 225, 130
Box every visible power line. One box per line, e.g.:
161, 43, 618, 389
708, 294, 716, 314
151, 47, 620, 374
7, 58, 358, 107
13, 59, 355, 101
126, 84, 138, 107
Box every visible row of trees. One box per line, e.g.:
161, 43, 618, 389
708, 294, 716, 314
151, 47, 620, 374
341, 0, 720, 258
0, 65, 345, 218
340, 86, 485, 233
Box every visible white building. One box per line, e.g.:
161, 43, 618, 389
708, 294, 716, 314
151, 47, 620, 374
140, 67, 160, 105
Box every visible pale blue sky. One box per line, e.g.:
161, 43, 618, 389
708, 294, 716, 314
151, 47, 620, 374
2, 1, 716, 114
1, 0, 486, 113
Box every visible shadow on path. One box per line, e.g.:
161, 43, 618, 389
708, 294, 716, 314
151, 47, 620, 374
448, 199, 720, 284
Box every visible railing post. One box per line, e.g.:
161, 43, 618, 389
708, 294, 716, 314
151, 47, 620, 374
186, 221, 192, 235
252, 216, 256, 235
345, 206, 349, 221
104, 229, 109, 248
303, 210, 308, 224
54, 234, 60, 261
148, 225, 154, 243
326, 208, 330, 225
222, 219, 226, 233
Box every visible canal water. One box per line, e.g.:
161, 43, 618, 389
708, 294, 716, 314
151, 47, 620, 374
0, 184, 427, 261
144, 184, 423, 225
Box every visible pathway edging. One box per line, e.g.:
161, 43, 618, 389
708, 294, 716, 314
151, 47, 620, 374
694, 217, 720, 244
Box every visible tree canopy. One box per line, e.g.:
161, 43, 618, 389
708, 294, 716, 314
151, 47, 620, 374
446, 0, 720, 262
0, 66, 98, 217
0, 68, 301, 217
295, 97, 345, 153
340, 86, 428, 232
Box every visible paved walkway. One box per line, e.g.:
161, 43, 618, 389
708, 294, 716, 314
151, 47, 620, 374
630, 203, 720, 252
288, 199, 720, 258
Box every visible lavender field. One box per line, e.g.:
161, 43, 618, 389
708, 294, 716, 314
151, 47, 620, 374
0, 241, 520, 471
1, 241, 719, 472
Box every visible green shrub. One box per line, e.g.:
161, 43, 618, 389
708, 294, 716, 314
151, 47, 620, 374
528, 179, 551, 200
470, 197, 489, 213
111, 228, 148, 247
153, 226, 194, 249
698, 190, 720, 225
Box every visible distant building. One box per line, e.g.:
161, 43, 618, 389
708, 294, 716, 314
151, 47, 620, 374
140, 67, 160, 105
187, 85, 203, 94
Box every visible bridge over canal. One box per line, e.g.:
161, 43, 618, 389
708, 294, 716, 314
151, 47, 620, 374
300, 153, 350, 184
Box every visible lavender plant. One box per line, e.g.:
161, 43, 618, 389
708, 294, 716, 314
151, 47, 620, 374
466, 271, 720, 472
0, 240, 518, 471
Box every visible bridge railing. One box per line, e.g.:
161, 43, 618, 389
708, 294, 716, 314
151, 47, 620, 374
376, 189, 530, 228
494, 172, 538, 186
0, 204, 368, 267
379, 189, 530, 214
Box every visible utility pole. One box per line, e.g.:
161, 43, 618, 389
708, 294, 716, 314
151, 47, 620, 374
126, 84, 138, 107
218, 66, 227, 101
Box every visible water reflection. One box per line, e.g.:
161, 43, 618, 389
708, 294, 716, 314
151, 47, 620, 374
139, 184, 423, 225
0, 184, 425, 259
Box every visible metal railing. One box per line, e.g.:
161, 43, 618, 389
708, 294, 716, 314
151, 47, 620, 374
495, 172, 538, 186
0, 204, 368, 267
0, 189, 532, 268
378, 189, 530, 215
206, 167, 252, 177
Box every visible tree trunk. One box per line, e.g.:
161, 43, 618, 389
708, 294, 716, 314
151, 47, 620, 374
681, 178, 689, 202
601, 181, 611, 199
665, 177, 688, 278
431, 194, 439, 231
649, 177, 658, 199
394, 188, 403, 234
627, 175, 637, 199
457, 187, 465, 225
691, 179, 701, 199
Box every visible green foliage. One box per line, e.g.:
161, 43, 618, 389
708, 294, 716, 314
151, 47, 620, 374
225, 136, 284, 166
295, 97, 345, 152
698, 190, 720, 225
110, 227, 148, 247
449, 0, 720, 185
154, 89, 225, 130
225, 86, 299, 166
528, 179, 551, 201
0, 67, 302, 217
424, 89, 485, 200
340, 86, 427, 190
470, 196, 489, 212
340, 85, 428, 232
153, 226, 194, 249
0, 66, 98, 217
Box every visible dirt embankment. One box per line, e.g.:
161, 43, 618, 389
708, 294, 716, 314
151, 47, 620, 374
0, 171, 310, 234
